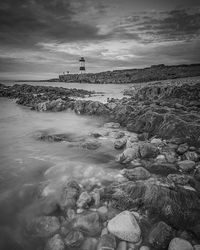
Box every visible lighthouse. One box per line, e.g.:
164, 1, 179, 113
79, 57, 86, 74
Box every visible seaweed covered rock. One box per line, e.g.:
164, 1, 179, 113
103, 177, 200, 229
148, 221, 174, 250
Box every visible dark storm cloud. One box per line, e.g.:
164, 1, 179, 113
0, 0, 104, 48
123, 8, 200, 42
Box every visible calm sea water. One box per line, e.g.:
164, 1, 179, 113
0, 81, 130, 249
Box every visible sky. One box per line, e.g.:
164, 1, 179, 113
0, 0, 200, 80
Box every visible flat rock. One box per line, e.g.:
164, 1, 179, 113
107, 211, 141, 243
168, 237, 193, 250
178, 160, 196, 173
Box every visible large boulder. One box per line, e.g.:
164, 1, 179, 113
107, 211, 141, 242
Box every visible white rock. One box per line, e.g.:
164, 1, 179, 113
107, 211, 141, 242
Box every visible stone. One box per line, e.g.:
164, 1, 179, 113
163, 149, 177, 163
107, 211, 141, 243
167, 174, 190, 186
97, 206, 108, 221
104, 122, 120, 129
66, 208, 76, 220
121, 167, 151, 181
178, 160, 196, 173
140, 247, 150, 250
114, 138, 127, 149
117, 241, 127, 250
116, 146, 140, 164
114, 131, 125, 139
81, 140, 101, 150
177, 143, 189, 154
82, 237, 98, 250
148, 221, 174, 250
150, 138, 163, 146
77, 191, 92, 208
64, 230, 84, 247
194, 166, 200, 181
155, 154, 166, 162
73, 212, 102, 236
97, 234, 116, 250
28, 216, 60, 237
59, 180, 81, 210
194, 245, 200, 250
45, 234, 65, 250
139, 143, 159, 158
184, 151, 199, 162
168, 237, 193, 250
147, 162, 178, 175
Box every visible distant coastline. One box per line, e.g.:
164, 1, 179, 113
14, 63, 200, 84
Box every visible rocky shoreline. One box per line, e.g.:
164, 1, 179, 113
1, 81, 200, 250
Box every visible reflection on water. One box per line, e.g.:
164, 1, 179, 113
0, 93, 123, 249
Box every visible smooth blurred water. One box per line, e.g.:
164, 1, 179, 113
0, 81, 129, 249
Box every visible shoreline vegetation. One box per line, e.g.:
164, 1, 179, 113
1, 77, 200, 250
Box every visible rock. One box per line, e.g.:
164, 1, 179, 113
97, 234, 116, 250
97, 206, 108, 221
104, 122, 120, 129
150, 138, 163, 146
178, 160, 196, 173
184, 151, 199, 162
73, 212, 102, 236
66, 208, 76, 220
107, 211, 141, 243
194, 166, 200, 181
148, 221, 174, 250
82, 237, 98, 250
77, 192, 92, 208
64, 230, 84, 247
194, 245, 200, 250
59, 180, 81, 210
45, 234, 65, 250
167, 174, 191, 186
177, 143, 189, 154
140, 247, 150, 250
162, 148, 177, 163
121, 167, 151, 181
146, 162, 178, 175
114, 138, 127, 149
101, 227, 108, 236
116, 146, 140, 164
114, 131, 125, 139
168, 237, 193, 250
28, 216, 60, 237
117, 241, 127, 250
155, 154, 166, 162
36, 99, 69, 112
139, 143, 159, 158
81, 140, 101, 150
